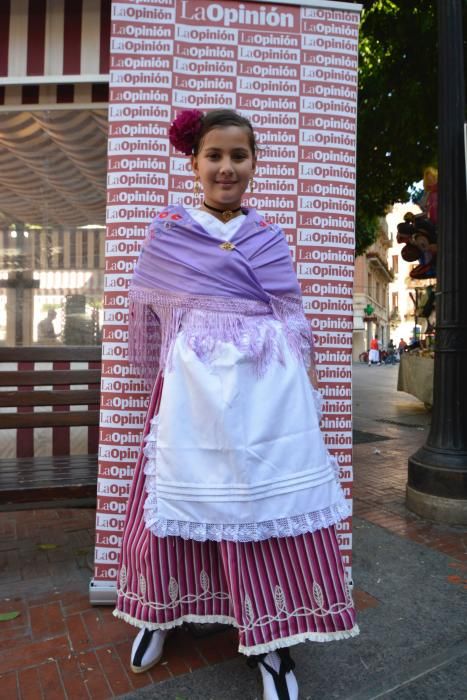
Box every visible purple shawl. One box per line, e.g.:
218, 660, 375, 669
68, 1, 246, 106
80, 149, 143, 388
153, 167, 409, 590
128, 205, 312, 382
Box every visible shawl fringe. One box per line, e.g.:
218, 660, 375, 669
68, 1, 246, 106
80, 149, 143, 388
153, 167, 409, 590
128, 287, 313, 386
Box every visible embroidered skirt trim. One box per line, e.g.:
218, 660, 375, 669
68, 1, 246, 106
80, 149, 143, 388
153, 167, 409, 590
112, 608, 359, 655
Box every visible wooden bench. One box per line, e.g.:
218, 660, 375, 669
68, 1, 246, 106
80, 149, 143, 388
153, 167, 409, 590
0, 346, 101, 507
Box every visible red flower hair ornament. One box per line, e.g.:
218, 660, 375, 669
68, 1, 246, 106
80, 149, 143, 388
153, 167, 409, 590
168, 109, 204, 155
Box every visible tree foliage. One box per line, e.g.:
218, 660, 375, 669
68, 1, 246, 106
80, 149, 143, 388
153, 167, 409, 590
342, 0, 466, 254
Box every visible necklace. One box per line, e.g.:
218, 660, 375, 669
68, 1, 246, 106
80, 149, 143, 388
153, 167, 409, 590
202, 201, 242, 222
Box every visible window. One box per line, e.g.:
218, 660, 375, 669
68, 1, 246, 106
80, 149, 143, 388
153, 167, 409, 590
392, 292, 399, 310
392, 255, 399, 274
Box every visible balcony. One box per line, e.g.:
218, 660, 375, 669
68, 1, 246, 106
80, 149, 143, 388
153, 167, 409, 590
366, 252, 394, 282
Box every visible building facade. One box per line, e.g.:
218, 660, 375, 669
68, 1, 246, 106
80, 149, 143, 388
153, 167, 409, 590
352, 217, 392, 361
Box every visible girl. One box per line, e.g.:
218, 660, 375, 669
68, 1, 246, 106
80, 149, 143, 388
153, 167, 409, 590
113, 109, 358, 700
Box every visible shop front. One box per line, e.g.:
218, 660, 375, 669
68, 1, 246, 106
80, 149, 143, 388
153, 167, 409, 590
0, 1, 110, 464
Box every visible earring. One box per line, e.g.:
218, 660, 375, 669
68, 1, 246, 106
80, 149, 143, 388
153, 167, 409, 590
194, 178, 200, 196
249, 177, 255, 194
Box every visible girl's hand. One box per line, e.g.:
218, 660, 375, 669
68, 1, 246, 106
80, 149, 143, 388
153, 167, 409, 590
307, 365, 319, 391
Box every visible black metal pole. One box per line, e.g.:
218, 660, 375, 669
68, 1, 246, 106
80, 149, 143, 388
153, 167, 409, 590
407, 0, 467, 523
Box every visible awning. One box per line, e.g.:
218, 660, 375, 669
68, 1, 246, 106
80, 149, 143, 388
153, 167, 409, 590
0, 0, 110, 108
0, 109, 107, 227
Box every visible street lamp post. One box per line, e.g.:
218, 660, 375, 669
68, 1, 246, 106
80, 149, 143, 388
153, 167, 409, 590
407, 0, 467, 524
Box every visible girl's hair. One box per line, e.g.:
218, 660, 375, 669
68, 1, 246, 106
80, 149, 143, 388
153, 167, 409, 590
193, 110, 258, 156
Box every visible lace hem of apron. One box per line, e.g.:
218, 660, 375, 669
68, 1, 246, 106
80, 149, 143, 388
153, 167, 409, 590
141, 415, 350, 543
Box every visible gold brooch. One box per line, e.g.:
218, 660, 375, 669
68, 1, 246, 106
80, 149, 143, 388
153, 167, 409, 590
219, 242, 236, 251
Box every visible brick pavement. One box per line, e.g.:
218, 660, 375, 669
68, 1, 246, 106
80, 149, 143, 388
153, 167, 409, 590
353, 441, 466, 564
0, 506, 391, 699
0, 369, 465, 698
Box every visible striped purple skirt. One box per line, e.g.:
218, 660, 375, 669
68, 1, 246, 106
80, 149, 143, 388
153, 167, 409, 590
113, 374, 358, 655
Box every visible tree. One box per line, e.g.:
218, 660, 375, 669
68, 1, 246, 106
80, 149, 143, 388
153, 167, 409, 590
341, 0, 466, 254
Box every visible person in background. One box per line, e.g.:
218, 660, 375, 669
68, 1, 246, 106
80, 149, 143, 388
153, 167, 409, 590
398, 338, 408, 355
386, 339, 397, 365
37, 309, 58, 344
368, 335, 381, 366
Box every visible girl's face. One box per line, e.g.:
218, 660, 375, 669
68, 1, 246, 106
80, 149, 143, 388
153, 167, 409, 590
191, 126, 256, 211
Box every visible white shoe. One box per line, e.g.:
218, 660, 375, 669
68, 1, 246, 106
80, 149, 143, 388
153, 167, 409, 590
250, 649, 299, 700
130, 627, 167, 673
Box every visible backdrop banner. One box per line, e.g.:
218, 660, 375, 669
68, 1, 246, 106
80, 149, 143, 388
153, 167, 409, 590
90, 0, 361, 602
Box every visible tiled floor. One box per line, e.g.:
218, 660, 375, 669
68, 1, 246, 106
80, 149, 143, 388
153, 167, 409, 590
353, 440, 466, 563
0, 506, 386, 700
